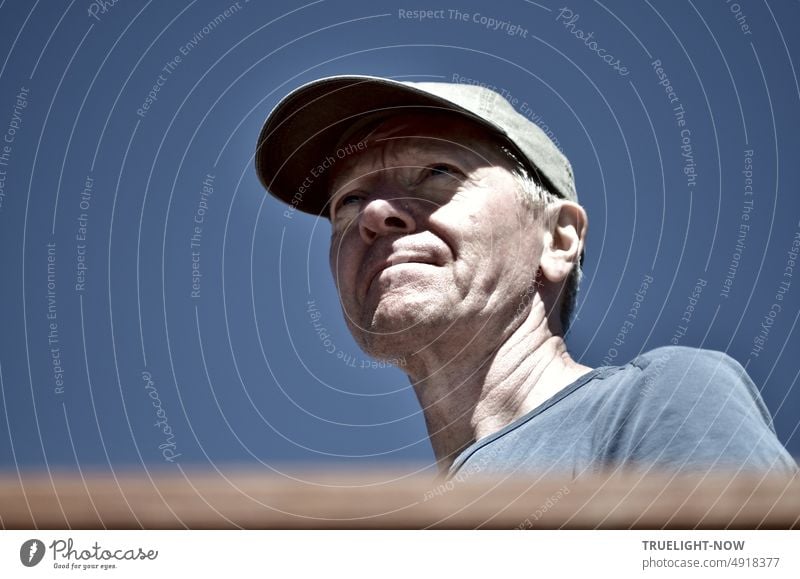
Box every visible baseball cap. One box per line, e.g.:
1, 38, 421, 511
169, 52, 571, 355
255, 75, 576, 217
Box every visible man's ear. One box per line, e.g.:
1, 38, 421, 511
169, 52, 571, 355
539, 201, 588, 283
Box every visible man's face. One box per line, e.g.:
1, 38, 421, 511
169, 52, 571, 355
327, 113, 546, 360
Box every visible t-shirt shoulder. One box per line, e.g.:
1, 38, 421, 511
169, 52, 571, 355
602, 346, 797, 474
446, 347, 798, 478
627, 346, 774, 430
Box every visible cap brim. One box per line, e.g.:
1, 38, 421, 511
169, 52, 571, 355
255, 75, 513, 217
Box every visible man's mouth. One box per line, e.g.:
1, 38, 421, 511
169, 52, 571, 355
362, 254, 438, 300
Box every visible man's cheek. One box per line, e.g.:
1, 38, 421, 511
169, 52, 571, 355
329, 239, 346, 282
331, 263, 356, 307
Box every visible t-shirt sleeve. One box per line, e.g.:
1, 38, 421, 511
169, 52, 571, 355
604, 347, 798, 476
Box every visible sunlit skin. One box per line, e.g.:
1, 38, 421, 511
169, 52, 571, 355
327, 113, 592, 471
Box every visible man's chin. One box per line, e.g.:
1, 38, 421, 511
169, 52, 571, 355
369, 296, 441, 331
354, 301, 442, 357
357, 338, 409, 365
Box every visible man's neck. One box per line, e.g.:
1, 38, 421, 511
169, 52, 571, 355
405, 303, 593, 473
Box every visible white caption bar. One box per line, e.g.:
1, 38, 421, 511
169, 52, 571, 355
1, 530, 798, 578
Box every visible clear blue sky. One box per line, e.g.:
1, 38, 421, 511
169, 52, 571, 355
0, 0, 798, 477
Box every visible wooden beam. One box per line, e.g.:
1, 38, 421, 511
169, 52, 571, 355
1, 470, 798, 529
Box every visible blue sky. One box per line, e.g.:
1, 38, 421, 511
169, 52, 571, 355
0, 0, 798, 477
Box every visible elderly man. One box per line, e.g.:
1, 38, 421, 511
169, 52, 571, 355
255, 76, 796, 478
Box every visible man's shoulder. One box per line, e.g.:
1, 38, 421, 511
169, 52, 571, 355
595, 345, 782, 451
587, 345, 780, 440
550, 346, 747, 417
602, 346, 762, 413
619, 346, 751, 398
628, 345, 737, 372
449, 346, 796, 476
594, 346, 796, 473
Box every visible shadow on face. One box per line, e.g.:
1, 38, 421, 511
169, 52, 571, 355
323, 111, 549, 363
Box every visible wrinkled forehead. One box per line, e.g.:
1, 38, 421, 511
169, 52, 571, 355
328, 111, 509, 190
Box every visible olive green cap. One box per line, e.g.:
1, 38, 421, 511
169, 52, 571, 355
255, 75, 576, 217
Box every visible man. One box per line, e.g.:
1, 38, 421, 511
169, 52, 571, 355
255, 76, 797, 479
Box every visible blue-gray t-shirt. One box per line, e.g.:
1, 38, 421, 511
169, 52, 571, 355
447, 346, 798, 479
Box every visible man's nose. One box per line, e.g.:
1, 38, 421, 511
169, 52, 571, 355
358, 197, 416, 244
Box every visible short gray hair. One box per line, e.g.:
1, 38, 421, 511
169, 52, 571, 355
499, 146, 582, 335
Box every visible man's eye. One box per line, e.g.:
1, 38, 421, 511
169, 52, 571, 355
334, 193, 363, 214
341, 194, 362, 205
426, 164, 461, 179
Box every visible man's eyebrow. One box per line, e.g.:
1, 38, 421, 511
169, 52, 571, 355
328, 167, 360, 199
328, 136, 498, 198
